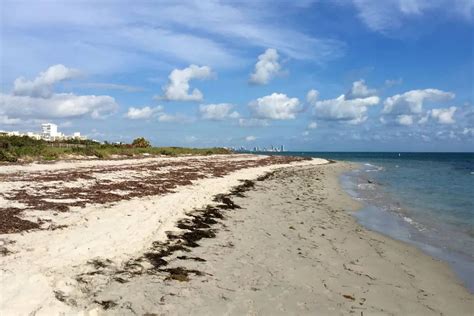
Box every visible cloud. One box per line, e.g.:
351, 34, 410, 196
462, 127, 474, 137
396, 114, 413, 126
435, 130, 459, 141
13, 64, 80, 98
158, 65, 213, 101
385, 78, 403, 87
308, 121, 318, 129
302, 131, 310, 136
0, 65, 117, 122
308, 83, 380, 124
345, 79, 376, 99
137, 2, 345, 61
238, 118, 269, 127
199, 103, 240, 120
124, 105, 187, 123
384, 106, 457, 126
249, 93, 300, 120
382, 89, 459, 126
119, 26, 241, 68
125, 106, 164, 120
430, 106, 457, 124
383, 89, 455, 115
312, 95, 379, 124
76, 82, 144, 92
1, 0, 346, 85
245, 135, 257, 141
157, 113, 185, 123
418, 113, 430, 124
0, 115, 22, 125
0, 93, 117, 120
351, 0, 474, 33
249, 48, 281, 85
306, 89, 319, 104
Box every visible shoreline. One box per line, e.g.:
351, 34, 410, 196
85, 161, 472, 315
341, 161, 474, 293
0, 157, 472, 314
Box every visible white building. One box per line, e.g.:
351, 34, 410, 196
41, 123, 59, 140
2, 124, 87, 141
26, 132, 42, 140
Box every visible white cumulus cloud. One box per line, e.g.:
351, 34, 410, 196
0, 93, 117, 120
308, 81, 380, 124
199, 103, 240, 120
249, 93, 300, 120
125, 106, 164, 120
430, 106, 457, 124
306, 89, 319, 104
125, 105, 187, 123
383, 89, 455, 115
159, 65, 213, 101
13, 64, 80, 98
346, 79, 376, 100
249, 48, 281, 85
396, 114, 414, 126
309, 91, 379, 124
245, 135, 256, 141
1, 65, 117, 121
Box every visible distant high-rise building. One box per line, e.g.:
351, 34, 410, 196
41, 123, 59, 140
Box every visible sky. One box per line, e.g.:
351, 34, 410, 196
0, 0, 473, 152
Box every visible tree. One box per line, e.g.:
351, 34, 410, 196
131, 137, 151, 148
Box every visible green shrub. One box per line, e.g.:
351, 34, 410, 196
132, 137, 151, 148
0, 149, 18, 162
0, 135, 231, 161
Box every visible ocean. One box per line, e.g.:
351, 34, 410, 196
262, 152, 474, 292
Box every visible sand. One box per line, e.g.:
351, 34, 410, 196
1, 157, 473, 315
0, 154, 318, 315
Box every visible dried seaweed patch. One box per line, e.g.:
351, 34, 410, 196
1, 155, 306, 234
94, 300, 118, 310
161, 267, 204, 282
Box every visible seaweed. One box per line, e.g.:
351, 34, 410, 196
94, 300, 118, 310
161, 267, 204, 282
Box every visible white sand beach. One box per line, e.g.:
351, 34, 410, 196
0, 155, 472, 315
0, 154, 319, 315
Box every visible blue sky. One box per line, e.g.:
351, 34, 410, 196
0, 0, 473, 151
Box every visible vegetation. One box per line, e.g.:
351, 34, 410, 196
0, 135, 230, 162
131, 137, 151, 148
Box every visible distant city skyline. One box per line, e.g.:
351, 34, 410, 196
0, 1, 473, 152
232, 145, 285, 153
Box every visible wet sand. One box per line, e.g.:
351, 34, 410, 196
1, 157, 473, 315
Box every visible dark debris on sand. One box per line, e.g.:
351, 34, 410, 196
0, 155, 307, 234
71, 175, 264, 302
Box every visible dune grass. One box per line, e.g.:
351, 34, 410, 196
0, 136, 231, 162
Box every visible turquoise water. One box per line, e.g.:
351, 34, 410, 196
262, 152, 474, 292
